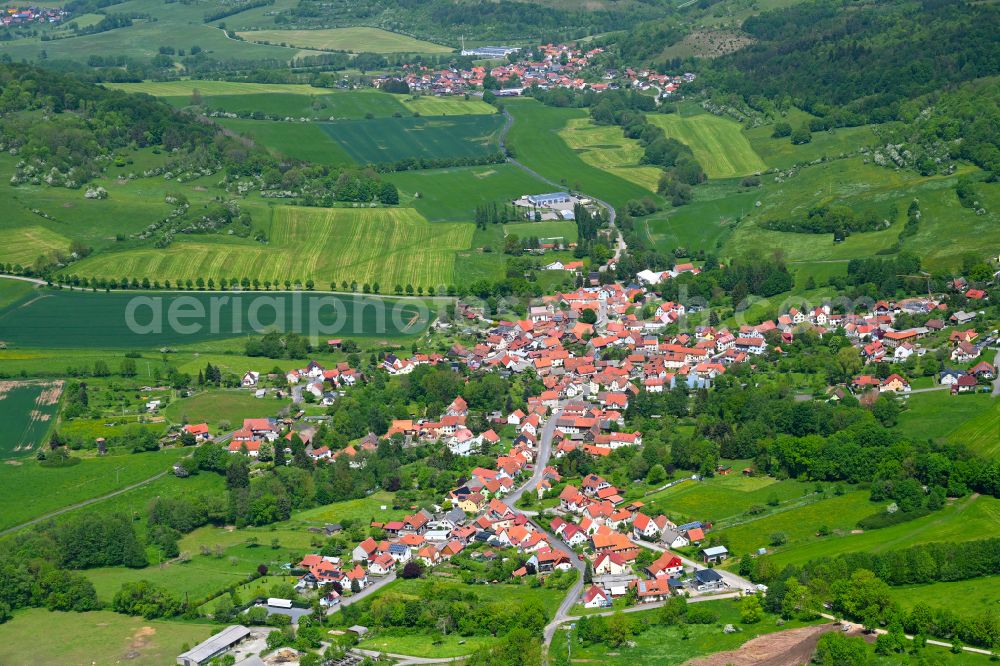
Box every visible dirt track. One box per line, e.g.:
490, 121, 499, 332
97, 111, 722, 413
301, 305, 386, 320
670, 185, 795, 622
684, 623, 861, 666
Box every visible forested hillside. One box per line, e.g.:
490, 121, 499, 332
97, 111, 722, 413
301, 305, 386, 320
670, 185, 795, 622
702, 0, 1000, 125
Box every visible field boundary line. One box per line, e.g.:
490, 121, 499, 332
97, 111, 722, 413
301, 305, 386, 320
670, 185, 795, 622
0, 469, 170, 537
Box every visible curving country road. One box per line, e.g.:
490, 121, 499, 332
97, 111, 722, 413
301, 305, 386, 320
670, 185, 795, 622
498, 107, 626, 268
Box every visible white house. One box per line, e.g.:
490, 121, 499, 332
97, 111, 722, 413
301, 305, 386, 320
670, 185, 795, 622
582, 585, 612, 609
242, 371, 260, 387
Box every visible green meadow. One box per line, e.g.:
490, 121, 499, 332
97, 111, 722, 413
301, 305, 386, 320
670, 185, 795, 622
319, 114, 505, 165
391, 163, 550, 222
162, 389, 291, 431
217, 119, 356, 165
504, 99, 656, 208
648, 111, 767, 179
888, 575, 1000, 620
895, 391, 996, 449
640, 475, 817, 524
0, 608, 214, 666
0, 448, 188, 532
745, 123, 876, 170
236, 27, 452, 54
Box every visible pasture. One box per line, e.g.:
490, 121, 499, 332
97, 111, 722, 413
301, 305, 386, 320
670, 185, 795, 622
162, 389, 290, 432
711, 489, 877, 556
647, 111, 767, 179
0, 287, 433, 349
504, 99, 656, 208
643, 179, 756, 254
0, 609, 213, 666
763, 494, 1000, 569
948, 399, 1000, 459
236, 27, 452, 53
723, 158, 994, 270
894, 390, 995, 447
888, 575, 1000, 620
105, 81, 325, 97
0, 448, 187, 532
400, 95, 496, 116
557, 117, 662, 192
745, 123, 875, 170
640, 476, 817, 524
70, 205, 472, 291
0, 380, 63, 458
391, 163, 551, 222
320, 114, 505, 165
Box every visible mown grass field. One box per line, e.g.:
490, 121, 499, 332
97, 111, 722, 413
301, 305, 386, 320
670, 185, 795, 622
162, 389, 290, 432
0, 608, 214, 666
401, 95, 496, 116
762, 494, 1000, 569
640, 475, 817, 524
551, 598, 819, 666
948, 399, 1000, 459
0, 288, 432, 349
888, 575, 1000, 620
648, 111, 767, 179
504, 99, 656, 208
504, 220, 579, 242
71, 205, 472, 290
711, 489, 877, 556
0, 380, 63, 458
237, 27, 452, 53
0, 448, 187, 531
294, 490, 406, 525
216, 118, 355, 165
1, 225, 72, 266
391, 163, 550, 222
320, 114, 505, 165
895, 391, 995, 448
643, 179, 756, 254
556, 117, 662, 192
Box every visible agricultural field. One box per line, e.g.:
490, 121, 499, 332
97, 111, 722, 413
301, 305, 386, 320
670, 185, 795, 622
504, 99, 656, 208
0, 286, 433, 349
1, 226, 72, 267
504, 220, 579, 243
947, 399, 1000, 459
0, 448, 188, 532
556, 118, 662, 192
0, 380, 63, 458
894, 391, 995, 449
70, 205, 472, 292
710, 489, 877, 557
400, 95, 496, 116
216, 119, 355, 165
647, 111, 767, 179
0, 0, 303, 63
293, 490, 406, 525
887, 575, 1000, 620
0, 608, 214, 666
391, 164, 550, 222
105, 81, 326, 97
762, 494, 1000, 569
0, 279, 36, 311
236, 27, 452, 54
550, 598, 820, 666
640, 475, 818, 525
319, 114, 505, 165
162, 389, 291, 432
643, 179, 756, 254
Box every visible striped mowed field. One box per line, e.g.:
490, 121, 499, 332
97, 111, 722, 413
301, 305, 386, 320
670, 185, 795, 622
557, 118, 662, 192
1, 225, 71, 266
648, 112, 767, 179
70, 206, 473, 289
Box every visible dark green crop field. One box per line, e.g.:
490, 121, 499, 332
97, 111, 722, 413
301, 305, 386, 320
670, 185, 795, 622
0, 289, 432, 348
320, 114, 505, 165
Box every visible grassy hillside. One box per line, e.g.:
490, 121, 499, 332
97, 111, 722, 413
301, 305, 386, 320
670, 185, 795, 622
647, 111, 766, 178
70, 205, 474, 289
236, 27, 452, 53
556, 117, 662, 192
504, 99, 657, 208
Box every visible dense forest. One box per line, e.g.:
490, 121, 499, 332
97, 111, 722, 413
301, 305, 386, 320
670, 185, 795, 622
702, 0, 1000, 126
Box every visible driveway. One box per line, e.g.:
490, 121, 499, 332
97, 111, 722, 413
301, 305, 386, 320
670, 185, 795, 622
326, 571, 397, 615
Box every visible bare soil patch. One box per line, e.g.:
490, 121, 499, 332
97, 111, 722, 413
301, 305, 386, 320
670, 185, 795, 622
683, 623, 855, 666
